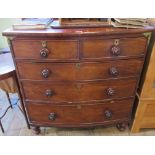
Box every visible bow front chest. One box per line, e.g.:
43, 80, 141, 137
3, 27, 153, 134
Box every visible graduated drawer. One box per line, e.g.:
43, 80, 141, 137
26, 99, 133, 126
12, 39, 78, 60
82, 37, 147, 60
17, 59, 143, 81
22, 78, 137, 103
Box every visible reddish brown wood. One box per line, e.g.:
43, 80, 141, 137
12, 39, 78, 60
82, 37, 147, 60
26, 99, 133, 126
2, 27, 154, 38
21, 78, 137, 103
2, 26, 153, 132
16, 59, 143, 81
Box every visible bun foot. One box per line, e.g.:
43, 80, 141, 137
116, 123, 127, 131
33, 126, 41, 135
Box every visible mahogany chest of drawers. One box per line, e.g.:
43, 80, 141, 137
3, 27, 153, 134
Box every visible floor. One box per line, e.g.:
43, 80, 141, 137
0, 89, 155, 136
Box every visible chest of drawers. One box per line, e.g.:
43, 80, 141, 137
3, 27, 153, 134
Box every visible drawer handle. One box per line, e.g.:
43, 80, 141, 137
109, 67, 119, 77
41, 69, 50, 78
104, 109, 112, 119
40, 48, 49, 58
111, 45, 121, 56
106, 88, 115, 96
48, 112, 57, 121
45, 89, 54, 97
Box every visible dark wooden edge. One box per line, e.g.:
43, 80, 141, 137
24, 96, 134, 105
28, 118, 130, 128
2, 27, 154, 38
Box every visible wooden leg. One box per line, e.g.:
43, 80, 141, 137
33, 126, 41, 135
116, 122, 127, 131
0, 120, 4, 133
6, 91, 13, 109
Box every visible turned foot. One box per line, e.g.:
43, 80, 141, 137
116, 123, 127, 131
33, 126, 41, 135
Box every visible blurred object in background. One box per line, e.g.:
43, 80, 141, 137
0, 18, 22, 49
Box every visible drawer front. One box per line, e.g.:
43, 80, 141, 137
12, 39, 78, 60
17, 59, 143, 81
26, 99, 133, 125
82, 37, 147, 59
22, 78, 137, 102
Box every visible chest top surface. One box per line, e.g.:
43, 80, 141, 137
2, 26, 154, 38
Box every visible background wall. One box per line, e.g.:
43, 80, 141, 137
0, 18, 21, 49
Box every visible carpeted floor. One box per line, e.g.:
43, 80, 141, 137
0, 89, 155, 136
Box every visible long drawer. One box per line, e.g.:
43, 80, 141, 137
82, 37, 147, 60
21, 78, 137, 103
26, 99, 133, 126
12, 39, 78, 60
17, 59, 143, 81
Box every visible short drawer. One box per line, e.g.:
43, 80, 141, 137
17, 59, 143, 81
12, 39, 78, 60
26, 99, 133, 125
22, 78, 137, 103
82, 37, 147, 60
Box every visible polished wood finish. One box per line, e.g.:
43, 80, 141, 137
3, 27, 153, 37
3, 26, 153, 133
2, 92, 155, 136
12, 39, 78, 60
22, 78, 137, 103
131, 33, 155, 133
26, 99, 133, 126
82, 37, 147, 60
16, 59, 143, 81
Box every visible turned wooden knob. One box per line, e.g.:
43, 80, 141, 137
106, 88, 115, 96
48, 112, 57, 121
45, 89, 54, 97
111, 45, 121, 56
109, 67, 119, 77
104, 109, 112, 119
40, 48, 49, 58
41, 69, 50, 78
